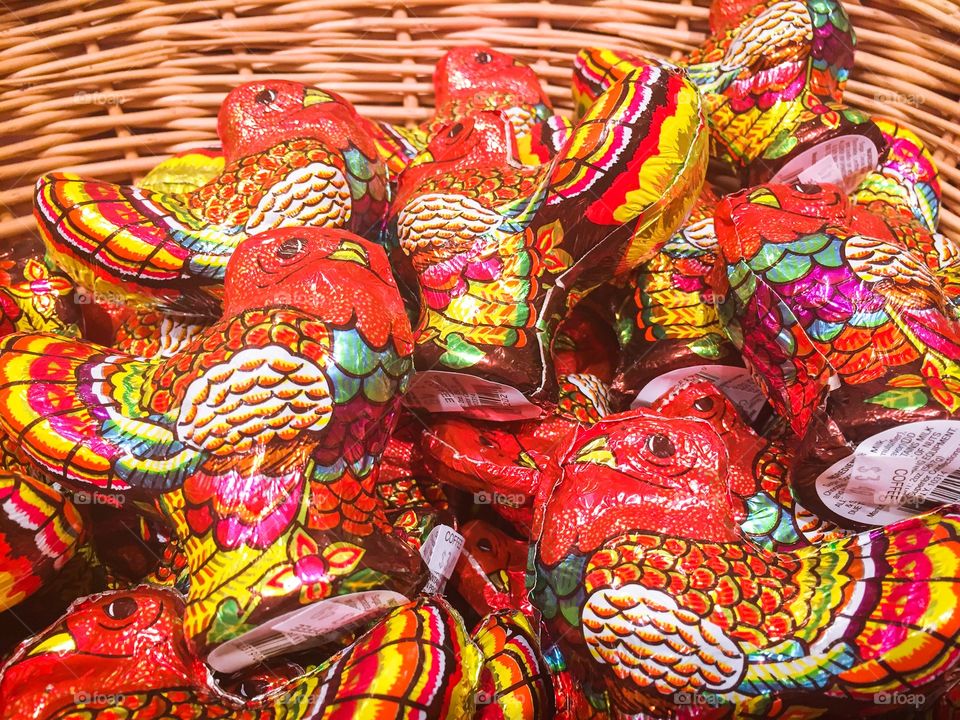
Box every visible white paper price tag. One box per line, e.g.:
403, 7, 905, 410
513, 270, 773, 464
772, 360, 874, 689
419, 524, 464, 594
815, 420, 960, 525
205, 590, 408, 674
772, 135, 879, 193
404, 371, 544, 421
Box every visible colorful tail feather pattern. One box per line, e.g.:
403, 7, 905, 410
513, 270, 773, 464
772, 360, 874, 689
0, 332, 177, 495
473, 611, 555, 720
35, 172, 229, 316
738, 509, 960, 700
278, 598, 482, 719
831, 510, 960, 694
854, 118, 942, 234
35, 140, 363, 316
543, 58, 708, 280
0, 471, 85, 611
571, 48, 647, 119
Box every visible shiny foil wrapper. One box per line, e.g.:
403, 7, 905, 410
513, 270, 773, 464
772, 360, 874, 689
611, 186, 742, 405
713, 182, 960, 529
529, 405, 960, 716
575, 0, 887, 194
0, 235, 81, 340
0, 228, 427, 662
421, 412, 576, 537
34, 80, 390, 318
0, 472, 85, 614
450, 519, 532, 623
792, 367, 956, 529
390, 55, 707, 403
613, 338, 741, 408
0, 587, 483, 719
685, 0, 886, 191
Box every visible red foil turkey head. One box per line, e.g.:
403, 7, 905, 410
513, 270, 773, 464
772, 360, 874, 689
652, 378, 763, 505
422, 413, 575, 537
0, 587, 205, 719
0, 225, 423, 662
452, 519, 532, 619
538, 408, 737, 566
395, 110, 518, 212
431, 46, 553, 134
223, 226, 413, 354
218, 80, 379, 164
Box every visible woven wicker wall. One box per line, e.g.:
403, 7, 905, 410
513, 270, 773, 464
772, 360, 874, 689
1, 0, 958, 242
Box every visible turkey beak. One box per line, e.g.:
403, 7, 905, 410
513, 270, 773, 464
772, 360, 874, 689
303, 87, 333, 107
746, 187, 781, 209
26, 631, 76, 657
329, 240, 369, 266
407, 150, 435, 169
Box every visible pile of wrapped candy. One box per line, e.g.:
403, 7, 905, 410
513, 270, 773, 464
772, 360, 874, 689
5, 0, 960, 717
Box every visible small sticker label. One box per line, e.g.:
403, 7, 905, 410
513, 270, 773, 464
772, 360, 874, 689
420, 524, 464, 594
772, 135, 879, 194
815, 420, 960, 526
797, 155, 844, 186
404, 371, 544, 421
205, 590, 408, 674
632, 365, 767, 421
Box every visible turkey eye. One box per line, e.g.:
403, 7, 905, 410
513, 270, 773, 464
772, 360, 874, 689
794, 183, 819, 194
255, 88, 277, 105
104, 597, 137, 620
646, 434, 675, 458
447, 122, 464, 139
276, 238, 305, 259
475, 51, 492, 64
693, 396, 715, 412
477, 538, 493, 552
478, 435, 495, 448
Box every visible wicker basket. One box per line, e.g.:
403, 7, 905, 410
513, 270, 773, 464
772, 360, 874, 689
1, 0, 959, 244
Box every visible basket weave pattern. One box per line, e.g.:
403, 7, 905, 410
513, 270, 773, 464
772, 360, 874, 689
1, 0, 959, 241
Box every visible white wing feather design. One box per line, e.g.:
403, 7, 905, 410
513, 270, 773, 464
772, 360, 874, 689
246, 162, 351, 235
175, 345, 333, 454
582, 585, 745, 694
